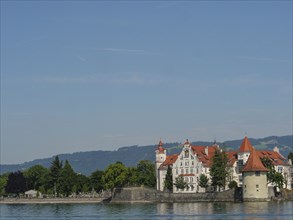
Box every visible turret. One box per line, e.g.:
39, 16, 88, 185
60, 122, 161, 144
238, 136, 254, 166
155, 140, 166, 191
155, 140, 166, 165
242, 148, 269, 201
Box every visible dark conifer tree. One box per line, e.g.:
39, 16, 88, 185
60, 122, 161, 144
164, 166, 173, 192
5, 171, 27, 195
210, 150, 228, 191
49, 156, 62, 196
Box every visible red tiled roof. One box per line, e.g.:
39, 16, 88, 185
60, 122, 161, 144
160, 154, 178, 167
226, 151, 238, 166
239, 136, 254, 152
157, 146, 165, 153
256, 150, 289, 166
242, 148, 268, 172
191, 145, 218, 167
157, 140, 165, 153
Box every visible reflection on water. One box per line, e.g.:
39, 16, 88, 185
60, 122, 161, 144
0, 201, 292, 219
157, 202, 292, 220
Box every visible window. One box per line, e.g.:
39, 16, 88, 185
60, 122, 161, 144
176, 169, 178, 175
256, 184, 259, 188
180, 162, 183, 166
181, 169, 184, 174
255, 171, 260, 176
186, 169, 189, 174
278, 167, 283, 173
192, 161, 194, 166
245, 185, 246, 188
191, 168, 194, 174
190, 177, 193, 183
196, 168, 199, 174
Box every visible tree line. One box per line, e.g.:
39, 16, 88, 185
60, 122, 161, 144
1, 151, 292, 197
0, 156, 156, 197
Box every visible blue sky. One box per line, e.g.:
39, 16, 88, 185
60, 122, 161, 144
1, 1, 292, 164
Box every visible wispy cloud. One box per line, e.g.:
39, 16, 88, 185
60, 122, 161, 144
73, 53, 87, 63
95, 47, 163, 56
240, 56, 292, 63
99, 48, 145, 53
154, 2, 182, 9
32, 73, 165, 85
33, 76, 97, 84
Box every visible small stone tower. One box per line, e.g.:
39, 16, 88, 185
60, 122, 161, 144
242, 148, 269, 201
155, 140, 166, 191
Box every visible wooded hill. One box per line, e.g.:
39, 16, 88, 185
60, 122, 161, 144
1, 135, 292, 176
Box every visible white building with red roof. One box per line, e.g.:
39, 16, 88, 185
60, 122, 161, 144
155, 139, 220, 193
155, 136, 292, 193
234, 137, 292, 190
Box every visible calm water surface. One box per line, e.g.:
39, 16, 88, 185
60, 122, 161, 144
1, 201, 292, 219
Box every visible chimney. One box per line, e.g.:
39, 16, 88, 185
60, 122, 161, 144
273, 146, 279, 153
205, 146, 208, 155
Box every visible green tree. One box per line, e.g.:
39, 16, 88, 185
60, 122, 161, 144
89, 169, 104, 192
23, 165, 49, 190
126, 167, 139, 186
210, 150, 229, 191
274, 172, 284, 189
5, 171, 27, 195
0, 173, 9, 196
102, 161, 128, 191
49, 156, 63, 196
136, 160, 156, 188
228, 180, 238, 189
164, 166, 173, 192
199, 174, 209, 190
288, 152, 293, 162
261, 157, 284, 189
174, 176, 188, 190
59, 160, 76, 197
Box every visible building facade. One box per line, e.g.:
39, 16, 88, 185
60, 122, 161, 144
155, 136, 292, 193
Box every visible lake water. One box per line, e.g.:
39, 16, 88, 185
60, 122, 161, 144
1, 201, 292, 219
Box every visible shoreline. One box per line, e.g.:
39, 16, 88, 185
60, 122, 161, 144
0, 197, 106, 204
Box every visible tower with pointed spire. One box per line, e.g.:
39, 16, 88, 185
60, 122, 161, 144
238, 136, 254, 166
242, 148, 269, 201
155, 140, 166, 191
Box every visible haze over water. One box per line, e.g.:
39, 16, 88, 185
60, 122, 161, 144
1, 201, 292, 219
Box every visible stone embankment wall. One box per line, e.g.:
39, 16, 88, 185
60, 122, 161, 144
281, 189, 293, 201
111, 187, 156, 202
111, 187, 242, 203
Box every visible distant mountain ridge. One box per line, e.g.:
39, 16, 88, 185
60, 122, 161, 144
1, 135, 292, 176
